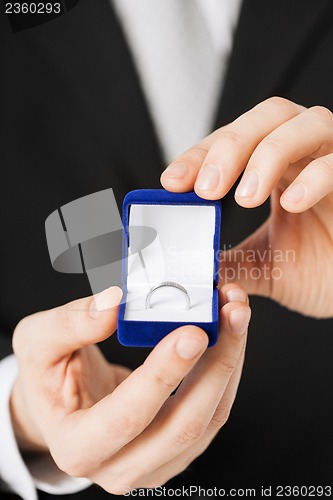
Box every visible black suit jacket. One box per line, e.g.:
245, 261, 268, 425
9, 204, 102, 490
0, 1, 333, 498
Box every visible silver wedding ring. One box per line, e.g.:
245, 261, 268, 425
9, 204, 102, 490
145, 281, 191, 310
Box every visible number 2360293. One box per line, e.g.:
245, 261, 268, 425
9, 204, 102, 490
5, 3, 61, 14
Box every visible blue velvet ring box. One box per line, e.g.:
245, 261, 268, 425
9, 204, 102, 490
117, 189, 221, 347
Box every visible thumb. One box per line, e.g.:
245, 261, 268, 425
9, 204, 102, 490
13, 287, 123, 366
219, 222, 272, 296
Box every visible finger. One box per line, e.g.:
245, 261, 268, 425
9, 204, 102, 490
160, 137, 215, 192
50, 326, 208, 473
94, 286, 250, 488
235, 105, 333, 207
218, 282, 250, 307
280, 152, 333, 213
13, 287, 123, 366
206, 343, 246, 433
121, 433, 211, 490
161, 97, 304, 199
168, 286, 249, 426
137, 322, 248, 491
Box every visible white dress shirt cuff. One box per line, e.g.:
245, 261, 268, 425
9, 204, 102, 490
0, 355, 91, 499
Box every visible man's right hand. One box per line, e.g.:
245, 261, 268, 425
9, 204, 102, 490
11, 285, 250, 494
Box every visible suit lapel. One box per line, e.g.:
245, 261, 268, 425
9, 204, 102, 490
215, 0, 333, 126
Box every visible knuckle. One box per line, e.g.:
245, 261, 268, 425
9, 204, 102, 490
149, 368, 177, 391
312, 157, 333, 175
165, 144, 208, 174
207, 407, 230, 431
191, 145, 209, 157
111, 414, 145, 440
55, 454, 88, 478
220, 128, 244, 147
259, 136, 284, 155
212, 354, 238, 376
308, 105, 333, 124
253, 135, 285, 164
59, 303, 77, 336
265, 96, 293, 112
58, 303, 85, 347
184, 145, 209, 163
174, 419, 206, 445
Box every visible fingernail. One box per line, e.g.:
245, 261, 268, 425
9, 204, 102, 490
235, 171, 259, 198
195, 164, 221, 191
89, 287, 123, 319
283, 183, 305, 203
229, 308, 251, 336
176, 333, 206, 359
226, 288, 247, 303
163, 163, 189, 179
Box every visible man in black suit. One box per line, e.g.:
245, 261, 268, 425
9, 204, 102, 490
0, 0, 333, 498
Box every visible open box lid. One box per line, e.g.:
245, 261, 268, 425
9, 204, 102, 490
122, 189, 221, 290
